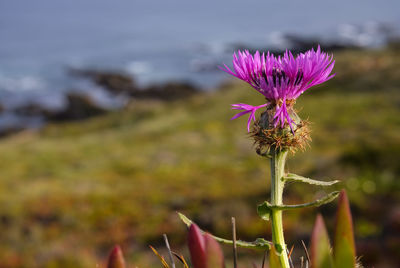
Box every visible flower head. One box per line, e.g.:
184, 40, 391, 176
221, 46, 335, 132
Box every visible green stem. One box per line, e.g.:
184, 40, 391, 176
270, 149, 290, 268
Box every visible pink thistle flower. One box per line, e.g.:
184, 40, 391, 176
221, 46, 335, 132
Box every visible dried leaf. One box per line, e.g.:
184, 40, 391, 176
172, 252, 190, 268
150, 246, 170, 268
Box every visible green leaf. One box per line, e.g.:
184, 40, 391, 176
258, 192, 340, 211
273, 242, 283, 254
284, 173, 340, 186
178, 212, 193, 226
269, 246, 281, 268
257, 202, 272, 221
333, 190, 356, 268
178, 212, 272, 250
310, 214, 335, 268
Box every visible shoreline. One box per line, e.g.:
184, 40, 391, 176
1, 37, 399, 137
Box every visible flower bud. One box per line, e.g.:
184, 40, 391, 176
251, 103, 310, 154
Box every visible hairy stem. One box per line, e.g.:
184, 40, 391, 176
270, 149, 290, 268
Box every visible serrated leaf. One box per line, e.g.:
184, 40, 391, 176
310, 214, 334, 268
107, 245, 126, 268
271, 191, 340, 210
178, 212, 272, 250
205, 233, 225, 268
257, 202, 272, 221
333, 190, 356, 268
284, 173, 340, 186
269, 245, 281, 268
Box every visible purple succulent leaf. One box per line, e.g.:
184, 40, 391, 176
204, 233, 225, 268
107, 245, 126, 268
188, 224, 207, 268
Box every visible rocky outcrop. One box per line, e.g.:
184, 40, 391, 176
0, 126, 24, 138
138, 82, 199, 101
70, 68, 200, 101
230, 34, 360, 55
13, 92, 107, 122
69, 69, 138, 95
14, 103, 55, 118
48, 93, 108, 121
0, 70, 202, 138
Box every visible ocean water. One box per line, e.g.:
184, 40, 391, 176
0, 0, 399, 112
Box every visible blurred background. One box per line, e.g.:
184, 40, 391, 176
0, 0, 399, 267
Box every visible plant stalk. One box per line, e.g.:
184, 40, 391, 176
270, 149, 290, 268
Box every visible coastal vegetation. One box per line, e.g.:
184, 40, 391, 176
0, 47, 399, 267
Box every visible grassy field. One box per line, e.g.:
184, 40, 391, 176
0, 47, 399, 267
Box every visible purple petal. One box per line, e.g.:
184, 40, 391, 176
231, 110, 251, 120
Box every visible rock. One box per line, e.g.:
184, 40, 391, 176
0, 111, 43, 138
138, 82, 200, 101
69, 69, 137, 94
69, 68, 200, 101
49, 93, 108, 121
283, 34, 359, 53
14, 103, 55, 118
230, 34, 360, 55
388, 38, 400, 50
0, 126, 24, 138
